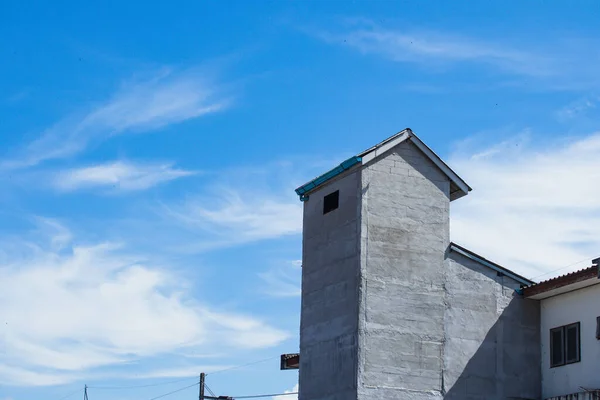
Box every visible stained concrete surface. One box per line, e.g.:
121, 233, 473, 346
299, 168, 361, 400
444, 251, 540, 399
299, 140, 541, 400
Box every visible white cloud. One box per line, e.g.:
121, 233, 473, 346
164, 186, 302, 246
2, 68, 229, 169
6, 88, 30, 104
54, 161, 195, 191
272, 384, 298, 400
259, 260, 301, 297
122, 364, 231, 380
312, 20, 551, 77
83, 69, 226, 133
556, 96, 599, 121
0, 218, 287, 386
450, 131, 600, 280
309, 19, 600, 88
0, 365, 74, 387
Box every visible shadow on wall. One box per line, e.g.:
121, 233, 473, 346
443, 255, 541, 400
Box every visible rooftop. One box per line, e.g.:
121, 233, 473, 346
449, 242, 534, 286
294, 128, 471, 202
523, 263, 600, 299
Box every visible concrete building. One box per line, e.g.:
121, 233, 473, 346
294, 129, 541, 400
523, 260, 600, 400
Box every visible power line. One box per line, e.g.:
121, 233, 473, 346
530, 253, 600, 281
205, 384, 217, 397
233, 392, 298, 399
56, 387, 83, 400
80, 370, 298, 400
84, 354, 282, 393
148, 382, 200, 400
88, 376, 198, 390
207, 356, 280, 376
75, 354, 290, 400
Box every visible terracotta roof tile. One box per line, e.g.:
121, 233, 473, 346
522, 265, 598, 297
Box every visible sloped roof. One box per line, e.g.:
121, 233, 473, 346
522, 265, 599, 299
294, 128, 471, 201
449, 242, 534, 286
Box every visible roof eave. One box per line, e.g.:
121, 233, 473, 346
294, 156, 362, 201
293, 128, 472, 201
522, 265, 599, 299
449, 242, 534, 286
525, 279, 600, 300
406, 132, 472, 200
450, 186, 469, 201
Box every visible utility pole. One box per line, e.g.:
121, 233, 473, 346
199, 373, 205, 400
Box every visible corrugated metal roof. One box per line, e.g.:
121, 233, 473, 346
522, 265, 598, 298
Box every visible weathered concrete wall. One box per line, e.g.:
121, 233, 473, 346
357, 140, 450, 400
444, 251, 541, 400
540, 283, 600, 399
299, 138, 541, 400
299, 168, 362, 400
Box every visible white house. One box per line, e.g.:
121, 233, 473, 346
523, 259, 600, 400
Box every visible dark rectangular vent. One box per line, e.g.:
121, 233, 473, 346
323, 190, 339, 214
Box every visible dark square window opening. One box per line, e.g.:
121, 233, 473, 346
323, 190, 339, 215
550, 322, 580, 368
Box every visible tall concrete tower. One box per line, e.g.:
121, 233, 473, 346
295, 129, 540, 400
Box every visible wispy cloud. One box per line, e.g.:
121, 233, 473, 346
2, 68, 230, 169
163, 185, 302, 249
307, 19, 600, 88
170, 188, 301, 240
154, 158, 343, 253
0, 218, 287, 386
117, 364, 232, 380
450, 130, 600, 280
5, 88, 30, 104
310, 20, 551, 77
259, 260, 301, 297
0, 365, 74, 387
556, 96, 599, 121
53, 161, 195, 192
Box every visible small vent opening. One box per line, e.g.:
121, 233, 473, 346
323, 190, 339, 215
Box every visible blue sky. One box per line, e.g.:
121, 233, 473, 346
2, 1, 600, 399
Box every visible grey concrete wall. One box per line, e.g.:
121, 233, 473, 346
358, 140, 450, 400
299, 168, 362, 400
444, 251, 541, 400
299, 139, 541, 400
